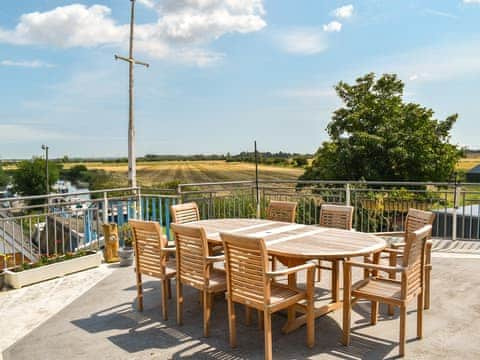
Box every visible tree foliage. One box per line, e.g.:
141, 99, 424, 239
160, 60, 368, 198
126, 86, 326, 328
0, 163, 9, 187
13, 158, 60, 196
301, 73, 462, 182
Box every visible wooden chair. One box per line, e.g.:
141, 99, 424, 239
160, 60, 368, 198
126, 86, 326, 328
171, 202, 223, 255
316, 204, 354, 301
220, 232, 315, 360
170, 223, 226, 337
170, 202, 200, 224
342, 224, 432, 357
266, 200, 297, 223
374, 208, 435, 312
266, 200, 297, 272
129, 220, 176, 320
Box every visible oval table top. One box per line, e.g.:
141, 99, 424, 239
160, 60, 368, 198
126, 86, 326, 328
181, 218, 386, 260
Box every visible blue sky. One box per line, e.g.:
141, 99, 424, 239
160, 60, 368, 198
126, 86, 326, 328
0, 0, 479, 159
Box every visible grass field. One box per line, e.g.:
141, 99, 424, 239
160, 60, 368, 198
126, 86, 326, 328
66, 160, 304, 186
456, 157, 480, 172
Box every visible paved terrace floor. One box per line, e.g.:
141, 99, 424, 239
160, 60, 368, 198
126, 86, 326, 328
2, 241, 480, 360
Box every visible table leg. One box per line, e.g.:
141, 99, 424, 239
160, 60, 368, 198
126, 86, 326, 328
282, 257, 344, 334
332, 260, 340, 303
286, 269, 297, 325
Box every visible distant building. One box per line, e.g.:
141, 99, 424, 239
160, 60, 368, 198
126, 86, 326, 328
466, 165, 480, 183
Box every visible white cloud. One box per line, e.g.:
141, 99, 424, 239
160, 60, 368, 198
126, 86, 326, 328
425, 9, 458, 19
0, 60, 54, 68
323, 21, 342, 32
463, 0, 480, 4
0, 5, 128, 47
332, 4, 354, 19
0, 2, 266, 66
137, 0, 156, 8
276, 29, 327, 55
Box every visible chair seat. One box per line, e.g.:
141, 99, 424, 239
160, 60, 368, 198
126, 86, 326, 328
208, 269, 227, 292
165, 260, 177, 278
352, 278, 402, 301
270, 283, 304, 305
210, 244, 224, 255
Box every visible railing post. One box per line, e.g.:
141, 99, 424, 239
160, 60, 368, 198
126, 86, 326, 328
103, 191, 108, 224
177, 183, 183, 203
452, 179, 460, 241
345, 183, 351, 207
136, 187, 142, 220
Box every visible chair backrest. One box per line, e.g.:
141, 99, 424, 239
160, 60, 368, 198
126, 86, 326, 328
129, 220, 168, 278
221, 232, 270, 307
170, 202, 200, 224
319, 204, 354, 230
404, 208, 435, 237
170, 223, 209, 290
266, 201, 297, 223
401, 224, 432, 298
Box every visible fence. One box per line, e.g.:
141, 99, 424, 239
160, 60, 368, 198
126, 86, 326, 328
0, 188, 180, 270
2, 180, 479, 271
178, 180, 480, 241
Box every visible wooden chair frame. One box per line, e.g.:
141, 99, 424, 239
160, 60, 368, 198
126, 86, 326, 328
220, 232, 315, 360
374, 208, 435, 313
129, 220, 176, 320
266, 200, 297, 223
170, 223, 226, 337
316, 204, 354, 302
266, 200, 297, 272
170, 202, 200, 224
342, 224, 432, 357
171, 202, 223, 255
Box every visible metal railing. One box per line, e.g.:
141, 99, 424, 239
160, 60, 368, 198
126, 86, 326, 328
0, 187, 180, 270
2, 179, 479, 271
178, 180, 480, 241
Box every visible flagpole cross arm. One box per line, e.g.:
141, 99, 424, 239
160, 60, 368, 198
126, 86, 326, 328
114, 54, 150, 68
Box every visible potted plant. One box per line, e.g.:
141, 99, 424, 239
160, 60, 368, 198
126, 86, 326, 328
3, 251, 102, 289
118, 223, 134, 267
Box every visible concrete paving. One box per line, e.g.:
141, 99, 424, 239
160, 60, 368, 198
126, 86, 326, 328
0, 263, 114, 354
3, 255, 480, 360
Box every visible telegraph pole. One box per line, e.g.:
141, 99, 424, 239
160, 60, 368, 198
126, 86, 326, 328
115, 0, 149, 188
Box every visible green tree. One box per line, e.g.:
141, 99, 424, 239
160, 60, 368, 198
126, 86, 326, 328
293, 157, 308, 167
301, 73, 462, 182
13, 158, 60, 196
0, 163, 9, 187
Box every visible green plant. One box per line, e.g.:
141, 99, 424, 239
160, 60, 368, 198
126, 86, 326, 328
301, 72, 462, 182
11, 250, 95, 272
119, 223, 133, 248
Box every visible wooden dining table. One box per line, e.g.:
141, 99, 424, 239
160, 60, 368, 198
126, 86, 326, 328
182, 218, 386, 333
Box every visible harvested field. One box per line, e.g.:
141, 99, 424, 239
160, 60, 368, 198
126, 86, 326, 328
67, 160, 303, 186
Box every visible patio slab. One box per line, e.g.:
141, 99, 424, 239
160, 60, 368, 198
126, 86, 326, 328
4, 253, 480, 360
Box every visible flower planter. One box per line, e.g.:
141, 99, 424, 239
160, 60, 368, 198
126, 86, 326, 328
118, 248, 134, 267
4, 252, 102, 289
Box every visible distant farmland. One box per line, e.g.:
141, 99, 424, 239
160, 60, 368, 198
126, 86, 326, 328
67, 160, 304, 186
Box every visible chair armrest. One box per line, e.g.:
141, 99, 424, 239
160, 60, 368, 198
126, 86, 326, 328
266, 262, 315, 278
391, 242, 406, 249
346, 260, 406, 273
373, 231, 405, 237
206, 255, 225, 264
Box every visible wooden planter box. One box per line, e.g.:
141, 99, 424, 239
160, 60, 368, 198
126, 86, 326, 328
4, 252, 102, 289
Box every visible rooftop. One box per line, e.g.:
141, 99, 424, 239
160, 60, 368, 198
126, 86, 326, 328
2, 242, 480, 360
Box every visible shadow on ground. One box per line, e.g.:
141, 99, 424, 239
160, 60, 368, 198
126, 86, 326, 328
69, 277, 397, 359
